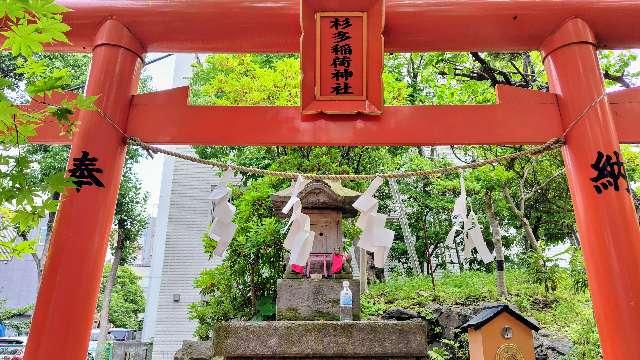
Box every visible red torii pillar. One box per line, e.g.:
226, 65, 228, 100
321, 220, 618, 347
24, 20, 144, 360
542, 19, 640, 359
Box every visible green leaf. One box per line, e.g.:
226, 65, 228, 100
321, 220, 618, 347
2, 23, 46, 57
16, 58, 46, 76
27, 68, 72, 95
27, 0, 70, 17
47, 105, 74, 123
44, 171, 73, 193
0, 0, 26, 21
74, 94, 98, 111
10, 239, 37, 258
256, 296, 275, 317
0, 99, 19, 123
35, 16, 70, 44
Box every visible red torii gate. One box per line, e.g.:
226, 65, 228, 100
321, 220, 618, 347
22, 1, 640, 359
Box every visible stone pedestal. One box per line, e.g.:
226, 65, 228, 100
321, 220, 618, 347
277, 279, 360, 321
212, 321, 427, 360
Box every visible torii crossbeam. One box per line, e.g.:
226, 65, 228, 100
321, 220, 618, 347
22, 1, 640, 359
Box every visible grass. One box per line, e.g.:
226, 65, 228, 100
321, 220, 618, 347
361, 269, 600, 359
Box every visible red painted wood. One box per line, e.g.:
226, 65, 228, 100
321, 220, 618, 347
122, 86, 562, 146
301, 0, 384, 115
608, 87, 640, 143
543, 19, 640, 360
28, 86, 640, 146
20, 91, 78, 144
49, 0, 640, 53
24, 20, 144, 360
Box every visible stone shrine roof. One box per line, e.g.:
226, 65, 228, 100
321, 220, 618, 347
271, 180, 360, 217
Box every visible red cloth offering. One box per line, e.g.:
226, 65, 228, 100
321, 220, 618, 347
332, 253, 344, 274
291, 264, 305, 273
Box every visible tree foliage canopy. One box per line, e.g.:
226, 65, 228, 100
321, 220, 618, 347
97, 264, 146, 330
188, 51, 639, 349
0, 1, 96, 257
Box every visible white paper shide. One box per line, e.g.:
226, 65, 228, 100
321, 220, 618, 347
208, 169, 238, 257
282, 176, 315, 266
354, 177, 395, 268
445, 173, 494, 266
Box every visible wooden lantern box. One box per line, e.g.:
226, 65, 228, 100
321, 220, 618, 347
462, 304, 540, 360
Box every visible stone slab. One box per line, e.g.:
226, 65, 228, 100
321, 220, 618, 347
277, 279, 360, 321
174, 340, 212, 360
212, 321, 427, 358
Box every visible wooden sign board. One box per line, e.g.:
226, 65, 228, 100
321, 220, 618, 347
315, 12, 367, 100
301, 0, 384, 115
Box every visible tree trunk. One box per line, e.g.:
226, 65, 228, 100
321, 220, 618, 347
249, 256, 258, 314
485, 191, 507, 297
18, 230, 43, 291
31, 253, 42, 288
40, 191, 60, 275
417, 146, 428, 158
569, 231, 580, 247
96, 231, 125, 360
502, 187, 540, 252
359, 248, 368, 293
29, 192, 61, 287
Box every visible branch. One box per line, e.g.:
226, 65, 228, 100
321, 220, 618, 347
519, 158, 539, 212
470, 52, 499, 86
437, 70, 486, 82
449, 145, 474, 164
524, 169, 565, 201
603, 70, 632, 88
509, 59, 531, 88
470, 52, 514, 86
502, 187, 523, 217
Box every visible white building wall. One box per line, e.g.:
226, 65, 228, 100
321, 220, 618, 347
142, 153, 174, 342
149, 148, 223, 360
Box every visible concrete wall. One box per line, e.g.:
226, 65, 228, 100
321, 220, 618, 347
147, 147, 225, 360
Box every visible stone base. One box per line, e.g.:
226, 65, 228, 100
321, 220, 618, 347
277, 279, 360, 321
174, 340, 211, 360
213, 321, 427, 359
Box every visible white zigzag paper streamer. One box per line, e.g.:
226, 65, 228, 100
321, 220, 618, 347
282, 176, 315, 266
447, 173, 494, 265
208, 169, 237, 257
354, 177, 395, 268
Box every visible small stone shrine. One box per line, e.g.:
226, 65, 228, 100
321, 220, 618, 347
179, 180, 429, 360
271, 179, 361, 320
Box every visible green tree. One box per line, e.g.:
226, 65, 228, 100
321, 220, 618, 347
0, 1, 95, 258
189, 54, 412, 338
0, 299, 32, 336
12, 51, 154, 285
97, 264, 145, 329
96, 147, 148, 356
187, 50, 640, 350
20, 144, 69, 282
